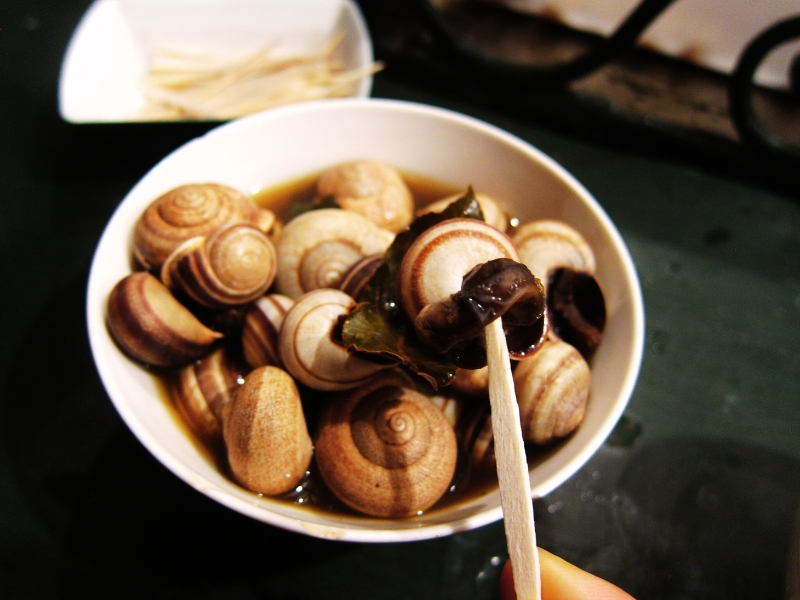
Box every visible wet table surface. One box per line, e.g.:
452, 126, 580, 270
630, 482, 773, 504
2, 1, 799, 599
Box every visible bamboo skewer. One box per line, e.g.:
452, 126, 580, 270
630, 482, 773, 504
485, 317, 541, 600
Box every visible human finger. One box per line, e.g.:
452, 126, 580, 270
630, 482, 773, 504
499, 547, 636, 600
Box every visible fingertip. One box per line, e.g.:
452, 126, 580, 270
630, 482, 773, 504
500, 548, 636, 600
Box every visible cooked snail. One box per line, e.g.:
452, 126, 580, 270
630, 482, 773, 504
222, 365, 313, 496
316, 160, 415, 233
107, 272, 222, 367
275, 208, 394, 299
513, 340, 591, 444
399, 218, 519, 322
511, 220, 596, 282
161, 223, 277, 308
133, 183, 275, 271
418, 192, 508, 232
279, 289, 392, 391
240, 294, 294, 369
463, 403, 495, 471
171, 347, 244, 444
314, 371, 458, 517
512, 220, 605, 357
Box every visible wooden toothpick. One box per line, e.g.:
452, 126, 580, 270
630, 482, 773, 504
485, 317, 541, 600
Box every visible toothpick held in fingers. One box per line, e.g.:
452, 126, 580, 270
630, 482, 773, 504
485, 317, 541, 600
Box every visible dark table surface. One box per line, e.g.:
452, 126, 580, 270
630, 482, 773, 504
2, 1, 800, 599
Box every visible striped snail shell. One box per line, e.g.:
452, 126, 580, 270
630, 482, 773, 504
161, 223, 277, 308
133, 183, 275, 271
107, 272, 222, 368
315, 371, 458, 517
275, 208, 394, 300
463, 403, 496, 471
222, 365, 313, 496
338, 254, 383, 301
512, 220, 605, 357
171, 347, 245, 444
398, 218, 519, 322
278, 289, 392, 391
316, 160, 414, 233
511, 220, 596, 282
240, 294, 294, 369
513, 340, 591, 445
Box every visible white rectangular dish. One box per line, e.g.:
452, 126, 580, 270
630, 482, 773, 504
58, 0, 375, 123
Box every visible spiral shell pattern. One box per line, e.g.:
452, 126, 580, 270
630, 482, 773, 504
106, 272, 222, 367
275, 209, 394, 299
133, 183, 274, 271
278, 289, 390, 391
315, 373, 458, 517
399, 218, 519, 321
161, 223, 277, 308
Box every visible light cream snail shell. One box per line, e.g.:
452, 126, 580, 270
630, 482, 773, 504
133, 183, 275, 271
222, 365, 313, 496
513, 340, 591, 444
161, 223, 277, 308
107, 272, 222, 367
171, 347, 244, 444
398, 218, 519, 322
450, 366, 489, 398
241, 294, 294, 369
418, 192, 509, 232
279, 289, 391, 391
275, 209, 394, 300
316, 160, 414, 233
511, 220, 596, 282
315, 372, 458, 517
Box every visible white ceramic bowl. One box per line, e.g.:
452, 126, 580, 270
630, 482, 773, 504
59, 0, 374, 123
86, 98, 644, 542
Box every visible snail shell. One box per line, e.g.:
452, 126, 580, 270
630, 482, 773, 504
463, 403, 495, 471
338, 254, 383, 301
511, 220, 596, 282
418, 192, 509, 232
279, 289, 391, 391
317, 160, 414, 233
133, 183, 275, 271
171, 347, 244, 444
450, 366, 489, 398
513, 340, 591, 444
222, 365, 313, 495
398, 218, 519, 322
107, 272, 222, 367
241, 294, 294, 369
275, 209, 394, 300
161, 223, 277, 308
315, 372, 458, 517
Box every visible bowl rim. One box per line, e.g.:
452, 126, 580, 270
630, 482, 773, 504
86, 97, 645, 542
